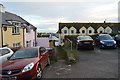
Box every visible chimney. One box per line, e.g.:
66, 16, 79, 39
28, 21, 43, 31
0, 4, 5, 13
104, 19, 106, 23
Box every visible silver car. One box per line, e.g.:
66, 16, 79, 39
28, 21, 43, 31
0, 47, 14, 64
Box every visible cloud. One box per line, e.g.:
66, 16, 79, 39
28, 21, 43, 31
1, 0, 119, 2
2, 1, 119, 32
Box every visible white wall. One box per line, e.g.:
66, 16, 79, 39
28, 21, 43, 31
36, 37, 49, 47
24, 29, 36, 47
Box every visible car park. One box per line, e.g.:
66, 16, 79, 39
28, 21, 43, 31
76, 36, 94, 50
95, 34, 117, 49
114, 34, 120, 47
0, 47, 14, 64
0, 46, 50, 80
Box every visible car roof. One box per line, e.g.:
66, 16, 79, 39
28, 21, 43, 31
0, 47, 10, 50
99, 34, 110, 36
77, 35, 91, 38
19, 46, 45, 50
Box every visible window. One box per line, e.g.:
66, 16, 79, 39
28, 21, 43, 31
89, 30, 92, 34
26, 40, 31, 47
0, 49, 10, 56
71, 30, 74, 34
33, 40, 35, 47
82, 30, 85, 34
100, 31, 103, 33
106, 30, 110, 33
12, 22, 20, 34
13, 43, 20, 48
26, 26, 31, 33
64, 30, 67, 34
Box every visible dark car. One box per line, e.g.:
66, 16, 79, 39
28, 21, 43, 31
114, 34, 120, 47
95, 34, 117, 49
0, 46, 50, 80
76, 36, 94, 50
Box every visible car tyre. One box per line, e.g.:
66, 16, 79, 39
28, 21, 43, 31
36, 65, 42, 80
76, 44, 79, 50
99, 45, 103, 49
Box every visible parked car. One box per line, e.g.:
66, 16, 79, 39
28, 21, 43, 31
0, 47, 14, 64
114, 34, 120, 47
95, 34, 117, 49
76, 36, 94, 50
0, 46, 50, 80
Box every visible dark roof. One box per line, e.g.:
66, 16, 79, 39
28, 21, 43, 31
2, 11, 37, 30
59, 23, 120, 33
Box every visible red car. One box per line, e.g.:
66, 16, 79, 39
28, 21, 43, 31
0, 46, 50, 80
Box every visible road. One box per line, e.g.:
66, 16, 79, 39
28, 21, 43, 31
43, 47, 118, 78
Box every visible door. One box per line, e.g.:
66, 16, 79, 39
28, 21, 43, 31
39, 47, 48, 69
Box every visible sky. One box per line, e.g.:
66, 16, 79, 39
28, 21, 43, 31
0, 0, 119, 33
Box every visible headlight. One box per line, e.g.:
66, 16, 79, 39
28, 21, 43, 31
22, 62, 34, 73
113, 41, 116, 44
100, 41, 105, 44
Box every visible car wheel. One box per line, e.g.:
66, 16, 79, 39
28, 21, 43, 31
99, 45, 103, 49
91, 47, 94, 50
76, 44, 79, 50
36, 65, 42, 80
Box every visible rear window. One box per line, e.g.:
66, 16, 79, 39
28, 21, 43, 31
78, 36, 92, 40
99, 35, 113, 40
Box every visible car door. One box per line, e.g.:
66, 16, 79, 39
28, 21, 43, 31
39, 47, 48, 69
95, 36, 100, 46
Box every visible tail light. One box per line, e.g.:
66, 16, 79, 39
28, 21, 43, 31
79, 41, 81, 44
77, 41, 81, 45
92, 40, 95, 45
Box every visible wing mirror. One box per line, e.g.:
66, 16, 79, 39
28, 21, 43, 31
7, 57, 10, 60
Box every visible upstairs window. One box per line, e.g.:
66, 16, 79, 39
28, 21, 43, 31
12, 27, 20, 34
89, 30, 92, 34
64, 30, 67, 34
12, 22, 20, 34
82, 30, 85, 34
71, 30, 74, 34
100, 31, 103, 33
26, 26, 31, 33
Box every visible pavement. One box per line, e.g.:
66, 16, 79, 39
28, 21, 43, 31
43, 47, 119, 78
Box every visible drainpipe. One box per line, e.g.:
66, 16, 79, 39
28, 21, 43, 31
0, 4, 4, 48
0, 16, 2, 48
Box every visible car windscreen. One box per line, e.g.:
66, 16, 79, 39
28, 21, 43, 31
0, 49, 10, 56
79, 36, 92, 40
99, 35, 113, 40
10, 49, 38, 60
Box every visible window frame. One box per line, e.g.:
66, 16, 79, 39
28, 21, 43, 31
64, 30, 67, 34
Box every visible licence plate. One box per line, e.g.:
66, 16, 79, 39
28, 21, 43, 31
84, 42, 90, 44
2, 76, 17, 80
107, 44, 112, 46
